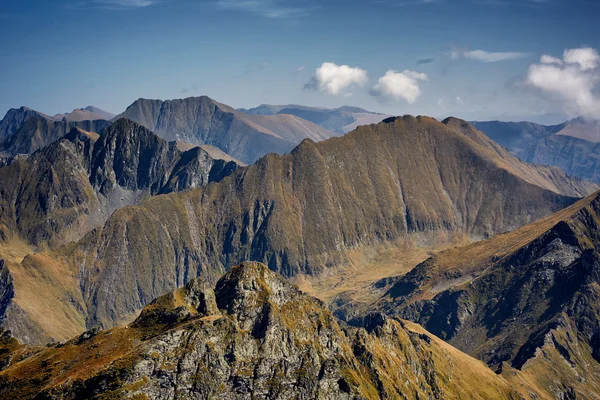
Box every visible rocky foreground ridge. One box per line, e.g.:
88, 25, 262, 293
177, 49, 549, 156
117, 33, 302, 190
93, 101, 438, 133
0, 262, 542, 399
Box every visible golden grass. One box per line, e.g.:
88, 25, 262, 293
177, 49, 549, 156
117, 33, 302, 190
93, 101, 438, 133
0, 238, 35, 264
292, 234, 470, 305
8, 253, 86, 342
0, 326, 141, 398
401, 320, 535, 399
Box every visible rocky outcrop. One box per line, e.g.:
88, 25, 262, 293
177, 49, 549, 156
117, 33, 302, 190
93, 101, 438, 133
0, 262, 527, 399
118, 96, 338, 164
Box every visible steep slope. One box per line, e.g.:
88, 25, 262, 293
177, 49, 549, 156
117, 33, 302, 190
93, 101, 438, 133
8, 115, 597, 343
0, 107, 110, 157
118, 96, 337, 164
0, 262, 534, 400
524, 134, 600, 184
470, 120, 563, 158
0, 119, 238, 249
370, 191, 600, 398
444, 117, 597, 196
0, 107, 52, 142
239, 104, 390, 133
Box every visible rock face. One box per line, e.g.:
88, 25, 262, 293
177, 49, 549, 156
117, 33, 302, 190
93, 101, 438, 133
368, 191, 600, 399
0, 262, 529, 400
0, 119, 238, 249
0, 107, 110, 157
117, 96, 338, 164
524, 134, 600, 184
9, 115, 597, 343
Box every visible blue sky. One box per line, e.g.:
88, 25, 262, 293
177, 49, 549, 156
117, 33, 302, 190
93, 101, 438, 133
1, 0, 599, 122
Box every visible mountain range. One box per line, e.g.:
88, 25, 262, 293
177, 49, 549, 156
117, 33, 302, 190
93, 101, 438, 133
117, 97, 339, 164
1, 96, 600, 398
341, 189, 600, 399
0, 119, 238, 251
473, 117, 600, 184
0, 107, 111, 158
1, 115, 595, 347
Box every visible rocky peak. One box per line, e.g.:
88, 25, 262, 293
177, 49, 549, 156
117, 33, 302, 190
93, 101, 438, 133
90, 118, 179, 195
214, 262, 304, 331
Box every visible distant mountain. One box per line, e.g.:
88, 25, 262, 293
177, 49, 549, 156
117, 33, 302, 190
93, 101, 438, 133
82, 106, 115, 121
0, 107, 51, 142
556, 116, 600, 142
117, 96, 338, 164
239, 104, 391, 133
470, 120, 564, 158
4, 116, 596, 345
0, 119, 238, 250
0, 262, 542, 399
0, 107, 109, 157
524, 134, 600, 184
52, 107, 113, 122
365, 190, 600, 398
473, 118, 600, 184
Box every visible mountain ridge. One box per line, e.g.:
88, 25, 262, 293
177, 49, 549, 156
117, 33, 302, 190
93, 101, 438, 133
117, 96, 338, 164
352, 189, 600, 398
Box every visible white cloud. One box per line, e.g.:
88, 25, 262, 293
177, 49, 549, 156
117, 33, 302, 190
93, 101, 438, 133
563, 47, 599, 71
540, 54, 562, 65
370, 70, 428, 103
462, 50, 527, 63
304, 62, 368, 95
527, 47, 600, 118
